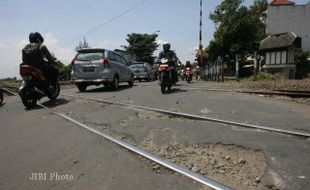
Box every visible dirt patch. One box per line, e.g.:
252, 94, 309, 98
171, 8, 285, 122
140, 139, 274, 190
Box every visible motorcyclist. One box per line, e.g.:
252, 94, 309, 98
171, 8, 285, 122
157, 43, 178, 84
22, 32, 59, 89
185, 61, 192, 69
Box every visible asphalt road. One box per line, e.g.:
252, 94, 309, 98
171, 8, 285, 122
0, 80, 309, 190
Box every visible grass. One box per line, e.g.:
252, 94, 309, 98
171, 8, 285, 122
242, 72, 277, 82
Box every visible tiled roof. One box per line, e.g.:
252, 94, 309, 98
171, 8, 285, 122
259, 32, 301, 50
270, 0, 295, 6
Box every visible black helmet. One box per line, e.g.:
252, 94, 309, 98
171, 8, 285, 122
163, 43, 170, 51
29, 32, 44, 43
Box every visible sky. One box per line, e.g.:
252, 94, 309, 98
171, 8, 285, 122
0, 0, 309, 78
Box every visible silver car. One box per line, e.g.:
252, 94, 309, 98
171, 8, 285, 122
130, 62, 155, 82
71, 48, 134, 92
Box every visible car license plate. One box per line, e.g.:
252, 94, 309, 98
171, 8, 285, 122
83, 66, 95, 72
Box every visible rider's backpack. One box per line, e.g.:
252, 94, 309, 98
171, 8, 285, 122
22, 43, 43, 67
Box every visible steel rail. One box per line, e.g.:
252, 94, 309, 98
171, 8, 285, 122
186, 87, 310, 98
138, 84, 310, 98
62, 93, 310, 138
37, 103, 232, 190
1, 87, 18, 96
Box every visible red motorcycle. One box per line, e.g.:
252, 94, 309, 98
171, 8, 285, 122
185, 67, 193, 83
158, 58, 173, 94
19, 63, 60, 109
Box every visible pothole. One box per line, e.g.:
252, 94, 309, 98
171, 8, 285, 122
139, 140, 275, 190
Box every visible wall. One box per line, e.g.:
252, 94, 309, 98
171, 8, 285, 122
266, 2, 310, 51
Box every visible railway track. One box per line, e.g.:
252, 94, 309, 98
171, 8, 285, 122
3, 85, 310, 138
61, 93, 310, 138
3, 84, 309, 189
138, 83, 310, 98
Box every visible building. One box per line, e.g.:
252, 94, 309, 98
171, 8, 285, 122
259, 0, 310, 78
265, 0, 310, 51
260, 32, 301, 78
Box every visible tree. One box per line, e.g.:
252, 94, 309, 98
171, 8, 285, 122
56, 60, 71, 80
75, 37, 90, 51
295, 48, 310, 79
122, 33, 159, 64
207, 0, 267, 64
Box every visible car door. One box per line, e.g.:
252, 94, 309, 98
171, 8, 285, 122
114, 54, 127, 82
109, 52, 123, 80
120, 56, 132, 81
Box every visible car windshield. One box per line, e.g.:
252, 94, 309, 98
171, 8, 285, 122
76, 52, 104, 61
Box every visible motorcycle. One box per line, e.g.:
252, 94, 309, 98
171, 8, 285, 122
158, 58, 174, 94
185, 67, 193, 83
18, 63, 60, 109
0, 88, 3, 104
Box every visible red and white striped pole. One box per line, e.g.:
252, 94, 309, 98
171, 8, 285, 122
199, 0, 203, 64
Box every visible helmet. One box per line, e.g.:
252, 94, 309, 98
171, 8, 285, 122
163, 43, 170, 51
29, 32, 44, 43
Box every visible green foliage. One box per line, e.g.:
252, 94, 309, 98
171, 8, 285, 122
75, 37, 90, 51
245, 71, 275, 81
207, 0, 267, 65
56, 60, 71, 80
295, 48, 310, 79
1, 77, 18, 83
122, 33, 159, 64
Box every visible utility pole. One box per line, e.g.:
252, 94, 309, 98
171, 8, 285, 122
236, 54, 240, 82
199, 0, 203, 64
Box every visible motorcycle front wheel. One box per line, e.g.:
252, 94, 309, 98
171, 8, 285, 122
161, 85, 167, 94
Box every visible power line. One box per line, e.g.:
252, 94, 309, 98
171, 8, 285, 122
61, 0, 157, 47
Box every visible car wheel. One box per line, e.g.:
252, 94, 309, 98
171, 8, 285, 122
112, 76, 119, 90
128, 75, 134, 87
77, 84, 87, 92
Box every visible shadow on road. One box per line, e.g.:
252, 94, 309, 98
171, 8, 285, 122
82, 85, 134, 93
41, 98, 70, 108
165, 88, 188, 94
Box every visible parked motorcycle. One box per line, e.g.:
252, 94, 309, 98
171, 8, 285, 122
19, 63, 60, 109
185, 67, 193, 83
158, 58, 174, 94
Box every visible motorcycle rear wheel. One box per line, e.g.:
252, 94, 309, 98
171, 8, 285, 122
21, 95, 37, 109
48, 83, 60, 100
